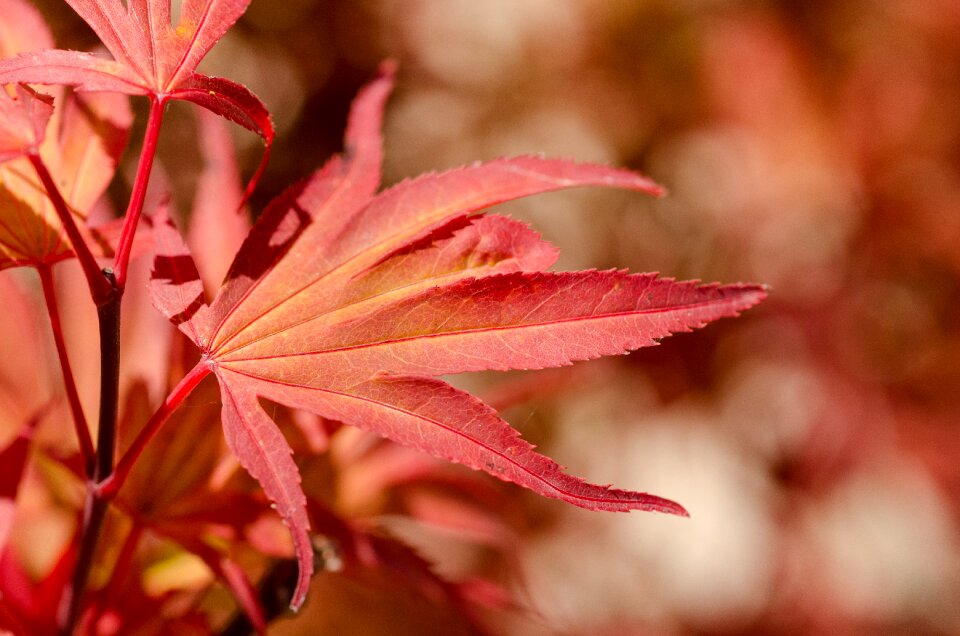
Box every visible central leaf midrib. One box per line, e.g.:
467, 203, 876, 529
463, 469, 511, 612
216, 297, 726, 365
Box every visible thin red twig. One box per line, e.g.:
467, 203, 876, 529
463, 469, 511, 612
37, 264, 95, 476
113, 95, 166, 291
97, 361, 212, 499
27, 154, 112, 305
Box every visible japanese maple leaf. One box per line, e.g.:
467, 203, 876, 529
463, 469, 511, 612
0, 90, 131, 271
0, 0, 272, 182
0, 0, 132, 271
149, 65, 767, 610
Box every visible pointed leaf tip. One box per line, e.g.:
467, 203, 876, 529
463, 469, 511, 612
218, 382, 313, 612
639, 496, 689, 517
342, 60, 393, 175
327, 154, 665, 270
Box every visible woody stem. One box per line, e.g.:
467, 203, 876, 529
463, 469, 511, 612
58, 93, 168, 634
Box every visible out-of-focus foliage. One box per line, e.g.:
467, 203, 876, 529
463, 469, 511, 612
15, 1, 960, 634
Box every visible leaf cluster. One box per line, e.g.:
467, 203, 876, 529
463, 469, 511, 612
0, 1, 765, 633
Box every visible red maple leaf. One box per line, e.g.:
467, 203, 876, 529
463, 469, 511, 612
0, 0, 272, 190
0, 87, 131, 271
148, 65, 767, 611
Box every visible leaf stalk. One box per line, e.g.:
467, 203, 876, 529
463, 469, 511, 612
113, 94, 166, 292
98, 361, 212, 499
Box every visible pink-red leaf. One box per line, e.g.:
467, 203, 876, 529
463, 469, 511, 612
213, 271, 766, 379
232, 370, 686, 515
0, 0, 263, 113
59, 0, 251, 93
201, 155, 663, 356
343, 215, 559, 299
149, 67, 767, 613
188, 107, 250, 291
0, 0, 273, 187
166, 0, 253, 89
173, 75, 272, 142
208, 214, 557, 361
64, 0, 150, 75
334, 154, 665, 272
0, 50, 147, 94
217, 380, 312, 611
0, 86, 131, 271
